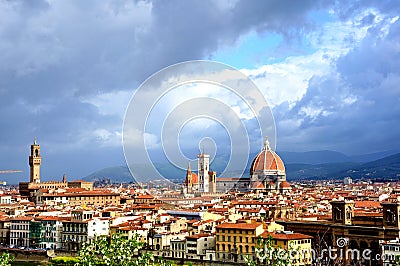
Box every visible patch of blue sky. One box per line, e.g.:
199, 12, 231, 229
307, 8, 336, 24
211, 9, 336, 70
210, 31, 284, 69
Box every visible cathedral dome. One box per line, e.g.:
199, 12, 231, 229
279, 181, 291, 189
250, 138, 285, 176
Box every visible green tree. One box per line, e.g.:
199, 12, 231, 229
245, 236, 297, 266
76, 234, 173, 266
0, 252, 14, 266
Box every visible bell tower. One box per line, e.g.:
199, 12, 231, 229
382, 201, 400, 228
331, 200, 354, 225
198, 152, 210, 193
29, 139, 41, 183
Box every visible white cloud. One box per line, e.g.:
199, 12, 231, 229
81, 90, 132, 117
144, 132, 159, 150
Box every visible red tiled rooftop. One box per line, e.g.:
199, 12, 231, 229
216, 222, 262, 230
262, 231, 313, 240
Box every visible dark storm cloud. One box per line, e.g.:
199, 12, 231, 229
2, 0, 399, 180
275, 5, 400, 154
0, 0, 329, 179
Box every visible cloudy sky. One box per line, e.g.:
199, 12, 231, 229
1, 0, 400, 182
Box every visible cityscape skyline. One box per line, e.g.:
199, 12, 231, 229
1, 1, 400, 180
1, 2, 400, 265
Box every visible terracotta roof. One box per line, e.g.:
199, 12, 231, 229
252, 181, 265, 189
262, 231, 313, 240
9, 216, 34, 221
136, 194, 154, 199
279, 181, 291, 188
354, 200, 381, 209
216, 222, 262, 230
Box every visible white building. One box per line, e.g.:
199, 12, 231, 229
0, 194, 12, 204
39, 216, 63, 250
9, 216, 32, 247
344, 176, 353, 185
185, 233, 216, 260
380, 239, 400, 266
170, 238, 186, 259
88, 217, 110, 239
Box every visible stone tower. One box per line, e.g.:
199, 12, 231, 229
331, 200, 354, 225
198, 153, 210, 193
29, 139, 42, 183
382, 201, 400, 228
208, 170, 216, 193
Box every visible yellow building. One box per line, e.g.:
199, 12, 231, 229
261, 231, 313, 266
110, 223, 148, 244
215, 222, 264, 263
266, 221, 284, 232
41, 190, 120, 206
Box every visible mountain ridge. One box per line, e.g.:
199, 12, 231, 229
83, 150, 400, 183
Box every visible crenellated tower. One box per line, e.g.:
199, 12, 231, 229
29, 139, 42, 183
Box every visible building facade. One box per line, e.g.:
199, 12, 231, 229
216, 222, 264, 263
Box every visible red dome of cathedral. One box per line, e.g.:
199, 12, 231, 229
279, 181, 291, 189
250, 138, 285, 176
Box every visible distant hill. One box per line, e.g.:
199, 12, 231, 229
285, 162, 361, 180
84, 163, 186, 183
349, 150, 400, 163
84, 166, 133, 183
278, 150, 351, 164
278, 150, 399, 164
84, 151, 400, 183
332, 153, 400, 179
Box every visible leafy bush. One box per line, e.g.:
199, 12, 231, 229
0, 252, 14, 266
51, 256, 80, 265
77, 234, 173, 266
